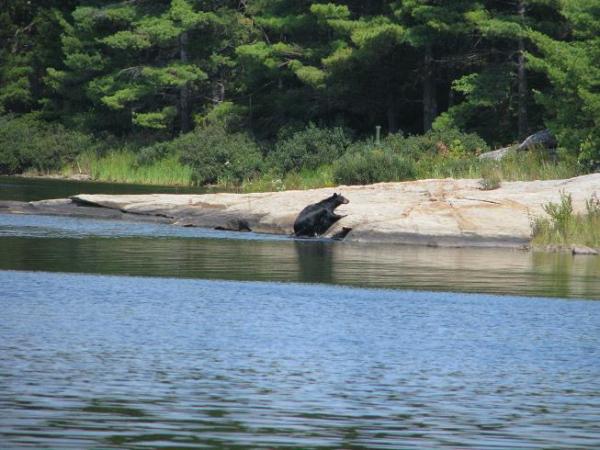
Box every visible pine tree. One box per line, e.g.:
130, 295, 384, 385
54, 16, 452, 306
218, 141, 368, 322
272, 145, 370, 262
527, 0, 600, 167
293, 1, 483, 134
234, 0, 334, 135
0, 1, 77, 113
46, 0, 249, 134
438, 0, 565, 144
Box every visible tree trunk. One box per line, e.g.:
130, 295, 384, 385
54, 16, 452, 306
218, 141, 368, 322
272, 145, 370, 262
517, 0, 528, 139
213, 81, 225, 103
423, 43, 437, 132
387, 103, 398, 134
179, 31, 191, 133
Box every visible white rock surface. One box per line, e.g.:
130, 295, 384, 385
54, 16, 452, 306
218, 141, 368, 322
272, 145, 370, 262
72, 173, 600, 248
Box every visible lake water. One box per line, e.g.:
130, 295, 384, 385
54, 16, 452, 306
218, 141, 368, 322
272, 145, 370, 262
0, 175, 208, 202
1, 178, 600, 449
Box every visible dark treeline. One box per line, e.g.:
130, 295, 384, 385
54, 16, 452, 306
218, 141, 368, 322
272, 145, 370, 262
0, 0, 598, 184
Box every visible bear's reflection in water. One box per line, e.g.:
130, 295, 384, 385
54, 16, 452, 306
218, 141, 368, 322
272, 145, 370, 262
294, 241, 335, 284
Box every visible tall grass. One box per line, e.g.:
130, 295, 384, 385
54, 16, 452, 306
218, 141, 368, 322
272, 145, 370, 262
412, 150, 579, 182
491, 150, 579, 181
532, 192, 600, 248
65, 151, 195, 186
239, 166, 335, 193
62, 148, 579, 191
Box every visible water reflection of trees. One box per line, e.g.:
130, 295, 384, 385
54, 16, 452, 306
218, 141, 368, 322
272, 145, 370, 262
1, 235, 599, 298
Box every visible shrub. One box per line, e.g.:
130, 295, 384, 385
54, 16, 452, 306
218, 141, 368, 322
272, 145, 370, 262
333, 142, 416, 185
65, 150, 194, 186
383, 127, 489, 159
414, 155, 480, 179
135, 141, 171, 166
479, 165, 502, 190
0, 114, 96, 174
543, 191, 574, 242
269, 123, 352, 173
586, 193, 600, 219
177, 125, 263, 185
532, 191, 600, 248
0, 115, 21, 173
240, 165, 334, 193
332, 127, 488, 183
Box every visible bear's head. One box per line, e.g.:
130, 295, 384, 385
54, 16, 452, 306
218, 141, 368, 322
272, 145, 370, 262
333, 193, 349, 205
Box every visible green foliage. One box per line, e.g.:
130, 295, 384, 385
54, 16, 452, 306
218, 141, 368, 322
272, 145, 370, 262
332, 130, 577, 187
0, 53, 34, 111
133, 107, 177, 130
390, 128, 489, 159
0, 0, 598, 187
177, 125, 263, 185
333, 142, 416, 185
479, 166, 502, 190
436, 67, 516, 144
241, 165, 335, 193
543, 191, 574, 243
492, 149, 579, 182
0, 114, 95, 174
43, 0, 248, 134
135, 141, 171, 167
528, 8, 600, 168
532, 192, 600, 249
268, 124, 351, 173
195, 101, 248, 130
73, 150, 194, 186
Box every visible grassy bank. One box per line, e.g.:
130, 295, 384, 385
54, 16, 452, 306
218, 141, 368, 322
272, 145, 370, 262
1, 114, 583, 191
61, 151, 195, 186
52, 148, 579, 192
532, 193, 600, 249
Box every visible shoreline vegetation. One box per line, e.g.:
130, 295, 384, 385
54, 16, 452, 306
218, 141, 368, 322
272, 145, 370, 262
532, 192, 600, 253
2, 114, 583, 193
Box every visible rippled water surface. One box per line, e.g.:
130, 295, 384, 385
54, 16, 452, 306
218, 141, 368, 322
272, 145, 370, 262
1, 178, 600, 448
1, 271, 600, 449
1, 213, 600, 298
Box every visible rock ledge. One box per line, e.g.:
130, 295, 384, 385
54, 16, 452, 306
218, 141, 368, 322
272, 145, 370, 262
69, 174, 599, 248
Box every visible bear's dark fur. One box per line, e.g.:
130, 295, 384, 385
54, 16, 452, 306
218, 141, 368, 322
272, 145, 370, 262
293, 193, 349, 237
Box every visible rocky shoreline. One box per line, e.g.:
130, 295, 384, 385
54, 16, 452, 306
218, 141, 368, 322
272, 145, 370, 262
1, 174, 599, 249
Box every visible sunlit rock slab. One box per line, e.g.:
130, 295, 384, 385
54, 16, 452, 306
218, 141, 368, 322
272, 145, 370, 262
68, 173, 600, 248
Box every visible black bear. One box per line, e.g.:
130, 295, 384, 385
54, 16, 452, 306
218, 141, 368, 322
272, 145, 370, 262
293, 193, 349, 237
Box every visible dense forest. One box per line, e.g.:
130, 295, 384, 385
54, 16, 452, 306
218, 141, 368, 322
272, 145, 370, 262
0, 0, 598, 188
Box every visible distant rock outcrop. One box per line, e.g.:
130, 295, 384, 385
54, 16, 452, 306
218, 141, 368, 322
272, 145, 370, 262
517, 129, 557, 152
479, 129, 557, 161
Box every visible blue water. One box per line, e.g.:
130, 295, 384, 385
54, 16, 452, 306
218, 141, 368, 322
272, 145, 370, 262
1, 188, 600, 450
1, 271, 600, 449
0, 212, 289, 240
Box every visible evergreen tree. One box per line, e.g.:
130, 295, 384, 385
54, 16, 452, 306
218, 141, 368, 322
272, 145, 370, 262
0, 0, 597, 167
47, 0, 250, 134
437, 0, 565, 144
235, 0, 334, 136
527, 0, 600, 167
0, 1, 77, 113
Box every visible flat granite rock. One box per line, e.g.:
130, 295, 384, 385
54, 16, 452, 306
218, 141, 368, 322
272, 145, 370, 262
68, 173, 600, 248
